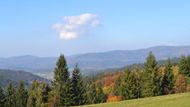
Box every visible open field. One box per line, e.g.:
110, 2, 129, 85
77, 92, 190, 107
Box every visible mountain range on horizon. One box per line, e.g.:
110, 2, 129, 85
1, 45, 190, 77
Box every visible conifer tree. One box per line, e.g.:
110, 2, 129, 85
36, 82, 50, 107
142, 52, 161, 97
130, 69, 142, 99
16, 81, 28, 107
113, 77, 122, 96
41, 83, 51, 105
27, 80, 39, 107
120, 69, 131, 100
96, 86, 106, 103
50, 54, 72, 107
5, 83, 16, 107
71, 65, 85, 106
27, 80, 49, 107
86, 82, 97, 104
120, 69, 142, 100
53, 55, 70, 85
160, 59, 174, 95
179, 56, 190, 77
120, 70, 132, 100
0, 86, 5, 107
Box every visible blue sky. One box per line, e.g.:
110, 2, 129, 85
0, 0, 190, 57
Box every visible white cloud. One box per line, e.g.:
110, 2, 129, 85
52, 13, 100, 40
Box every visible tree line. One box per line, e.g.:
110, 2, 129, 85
113, 52, 190, 100
0, 53, 190, 107
0, 55, 106, 107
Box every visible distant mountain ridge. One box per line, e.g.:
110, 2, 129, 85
0, 46, 190, 75
67, 45, 190, 69
0, 55, 56, 73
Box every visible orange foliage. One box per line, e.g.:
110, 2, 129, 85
95, 71, 124, 97
174, 74, 187, 93
172, 66, 180, 77
96, 71, 123, 87
159, 66, 179, 78
159, 66, 165, 75
106, 94, 122, 102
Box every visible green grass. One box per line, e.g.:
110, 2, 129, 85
77, 92, 190, 107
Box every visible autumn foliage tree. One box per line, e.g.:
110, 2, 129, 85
106, 94, 122, 102
174, 74, 187, 93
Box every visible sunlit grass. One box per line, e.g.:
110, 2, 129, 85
77, 92, 190, 107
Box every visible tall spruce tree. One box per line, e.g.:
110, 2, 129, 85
5, 83, 16, 107
120, 69, 142, 100
160, 59, 174, 95
27, 80, 49, 107
130, 69, 142, 99
113, 77, 122, 96
120, 70, 132, 100
142, 52, 161, 97
41, 83, 51, 105
16, 81, 28, 107
71, 65, 85, 106
27, 80, 39, 107
86, 82, 97, 104
117, 70, 130, 99
36, 82, 50, 107
51, 54, 72, 107
179, 56, 190, 77
0, 86, 5, 107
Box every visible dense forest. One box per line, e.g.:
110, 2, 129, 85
0, 52, 190, 107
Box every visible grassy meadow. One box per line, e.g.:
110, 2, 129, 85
77, 92, 190, 107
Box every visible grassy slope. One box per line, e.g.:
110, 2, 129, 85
78, 92, 190, 107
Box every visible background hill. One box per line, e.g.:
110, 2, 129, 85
0, 69, 49, 87
0, 46, 190, 77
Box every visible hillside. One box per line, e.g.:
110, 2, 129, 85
77, 92, 190, 107
0, 69, 49, 87
0, 46, 190, 75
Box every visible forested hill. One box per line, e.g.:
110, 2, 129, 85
0, 46, 190, 74
0, 69, 49, 87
